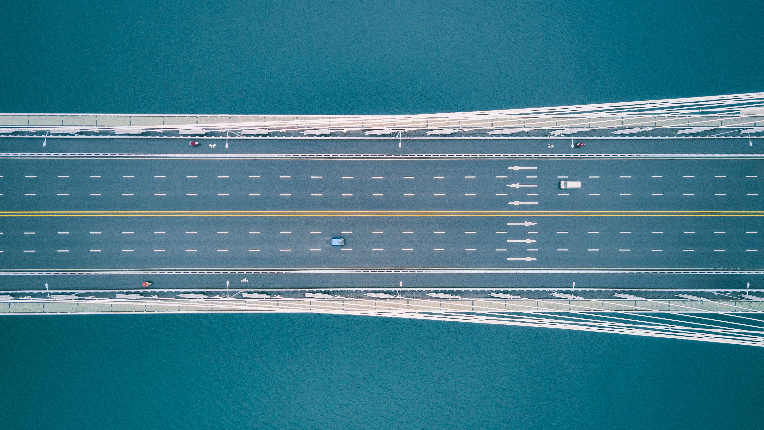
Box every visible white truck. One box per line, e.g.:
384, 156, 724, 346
559, 181, 582, 189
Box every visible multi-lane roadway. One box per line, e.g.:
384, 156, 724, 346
0, 136, 761, 291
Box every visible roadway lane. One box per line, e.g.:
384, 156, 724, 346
0, 159, 761, 211
0, 215, 759, 270
1, 136, 762, 156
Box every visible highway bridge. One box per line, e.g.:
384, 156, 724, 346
2, 92, 764, 346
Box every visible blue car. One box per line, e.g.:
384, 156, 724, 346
330, 237, 345, 246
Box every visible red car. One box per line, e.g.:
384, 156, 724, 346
189, 140, 200, 146
575, 142, 585, 148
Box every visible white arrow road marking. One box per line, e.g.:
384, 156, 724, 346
508, 201, 539, 205
507, 221, 537, 226
507, 257, 537, 261
507, 183, 538, 188
507, 166, 537, 170
507, 239, 537, 243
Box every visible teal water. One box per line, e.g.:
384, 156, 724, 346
1, 314, 764, 430
2, 0, 764, 428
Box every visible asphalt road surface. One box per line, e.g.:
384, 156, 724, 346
0, 136, 761, 291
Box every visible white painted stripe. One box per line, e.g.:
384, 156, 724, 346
57, 193, 69, 196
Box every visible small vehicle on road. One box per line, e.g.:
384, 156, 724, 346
331, 237, 345, 246
574, 142, 585, 148
142, 281, 153, 287
560, 181, 582, 189
189, 140, 200, 146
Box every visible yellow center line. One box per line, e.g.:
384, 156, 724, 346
0, 211, 763, 217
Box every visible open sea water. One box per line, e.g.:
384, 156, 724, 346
1, 0, 764, 429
